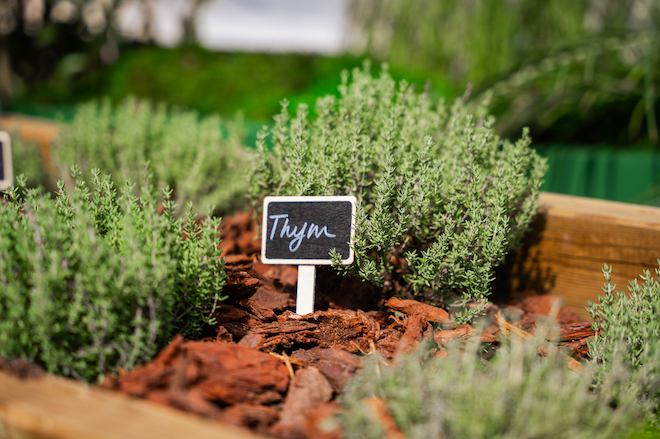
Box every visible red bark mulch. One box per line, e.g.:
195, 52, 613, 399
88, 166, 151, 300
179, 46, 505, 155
101, 211, 596, 439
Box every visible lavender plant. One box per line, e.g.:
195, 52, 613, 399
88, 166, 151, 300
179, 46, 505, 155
587, 263, 660, 425
337, 326, 638, 439
249, 64, 546, 322
0, 167, 226, 382
53, 96, 251, 216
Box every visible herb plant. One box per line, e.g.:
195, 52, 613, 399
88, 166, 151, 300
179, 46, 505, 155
587, 263, 660, 425
337, 327, 638, 439
0, 168, 226, 382
250, 64, 546, 322
53, 96, 251, 216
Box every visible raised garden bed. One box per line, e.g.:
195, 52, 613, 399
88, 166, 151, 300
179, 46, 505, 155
2, 191, 659, 438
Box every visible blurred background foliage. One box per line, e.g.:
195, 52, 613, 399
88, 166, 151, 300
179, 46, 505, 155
2, 0, 660, 205
348, 0, 660, 146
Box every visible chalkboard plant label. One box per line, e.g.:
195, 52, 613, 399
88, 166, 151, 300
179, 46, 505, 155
0, 131, 12, 191
261, 195, 357, 315
261, 196, 356, 265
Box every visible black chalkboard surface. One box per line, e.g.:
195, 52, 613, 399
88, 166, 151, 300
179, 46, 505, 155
261, 196, 356, 265
0, 132, 12, 191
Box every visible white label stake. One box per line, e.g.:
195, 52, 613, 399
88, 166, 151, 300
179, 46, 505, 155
0, 131, 13, 192
296, 265, 317, 315
261, 196, 356, 316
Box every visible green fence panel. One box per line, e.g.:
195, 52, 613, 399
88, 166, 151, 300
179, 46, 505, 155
586, 150, 610, 200
611, 150, 652, 203
536, 145, 660, 206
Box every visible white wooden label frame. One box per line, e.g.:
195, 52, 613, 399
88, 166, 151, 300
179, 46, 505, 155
261, 195, 357, 265
0, 131, 13, 191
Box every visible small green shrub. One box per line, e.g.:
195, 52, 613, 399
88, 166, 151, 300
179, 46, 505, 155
337, 328, 638, 439
0, 168, 226, 382
53, 96, 251, 217
250, 64, 546, 322
587, 263, 660, 425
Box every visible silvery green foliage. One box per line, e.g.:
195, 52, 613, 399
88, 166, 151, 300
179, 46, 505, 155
250, 64, 546, 323
587, 264, 660, 425
337, 327, 638, 439
0, 168, 226, 382
53, 96, 251, 217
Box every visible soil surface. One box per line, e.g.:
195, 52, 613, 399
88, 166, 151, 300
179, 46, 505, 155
96, 211, 596, 439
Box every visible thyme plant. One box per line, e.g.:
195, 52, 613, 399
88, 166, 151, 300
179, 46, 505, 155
337, 328, 638, 439
250, 65, 546, 322
53, 96, 251, 216
0, 168, 226, 382
587, 263, 660, 425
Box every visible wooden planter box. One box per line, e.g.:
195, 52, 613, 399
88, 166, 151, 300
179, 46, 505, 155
2, 113, 660, 437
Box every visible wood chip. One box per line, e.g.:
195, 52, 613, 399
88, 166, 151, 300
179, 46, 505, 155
395, 314, 430, 357
363, 397, 406, 439
559, 322, 595, 341
434, 324, 476, 345
384, 297, 451, 324
252, 320, 318, 334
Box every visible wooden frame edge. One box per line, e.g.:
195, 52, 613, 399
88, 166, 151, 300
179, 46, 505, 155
503, 192, 660, 320
0, 371, 268, 439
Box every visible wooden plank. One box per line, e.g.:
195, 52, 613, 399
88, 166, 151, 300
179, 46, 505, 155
0, 371, 268, 439
504, 192, 660, 320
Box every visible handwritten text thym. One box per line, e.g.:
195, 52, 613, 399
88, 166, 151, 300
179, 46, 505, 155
268, 214, 336, 252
